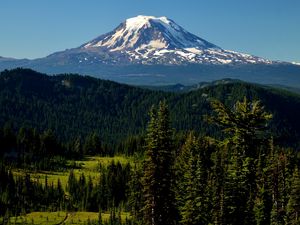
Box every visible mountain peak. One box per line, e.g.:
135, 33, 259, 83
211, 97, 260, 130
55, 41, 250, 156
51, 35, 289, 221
125, 15, 171, 31
1, 16, 298, 87
52, 15, 274, 65
83, 15, 220, 55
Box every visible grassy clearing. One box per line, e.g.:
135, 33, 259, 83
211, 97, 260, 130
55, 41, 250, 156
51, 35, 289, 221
9, 211, 66, 224
8, 211, 131, 225
89, 156, 134, 167
12, 156, 133, 189
65, 211, 130, 224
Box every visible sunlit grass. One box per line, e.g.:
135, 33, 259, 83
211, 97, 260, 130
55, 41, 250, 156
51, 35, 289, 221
9, 211, 66, 224
8, 211, 131, 224
12, 156, 133, 190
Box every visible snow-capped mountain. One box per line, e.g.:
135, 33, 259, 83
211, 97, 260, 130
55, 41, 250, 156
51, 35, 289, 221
1, 15, 299, 87
48, 15, 273, 65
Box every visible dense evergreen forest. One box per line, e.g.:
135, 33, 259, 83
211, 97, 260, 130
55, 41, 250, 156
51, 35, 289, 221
1, 68, 300, 147
1, 68, 300, 224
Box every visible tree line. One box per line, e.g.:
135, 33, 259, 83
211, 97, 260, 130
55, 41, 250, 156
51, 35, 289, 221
0, 160, 132, 224
0, 125, 117, 170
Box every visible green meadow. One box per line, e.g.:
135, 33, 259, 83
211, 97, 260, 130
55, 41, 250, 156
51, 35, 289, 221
12, 156, 134, 189
8, 211, 131, 225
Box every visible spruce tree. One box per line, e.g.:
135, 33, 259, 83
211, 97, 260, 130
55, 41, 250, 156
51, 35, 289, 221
209, 97, 272, 225
142, 105, 159, 225
254, 185, 270, 225
270, 148, 291, 225
211, 143, 226, 225
174, 132, 196, 212
223, 151, 248, 225
128, 163, 143, 221
142, 101, 176, 225
286, 168, 300, 225
209, 97, 272, 158
156, 101, 176, 225
175, 133, 212, 225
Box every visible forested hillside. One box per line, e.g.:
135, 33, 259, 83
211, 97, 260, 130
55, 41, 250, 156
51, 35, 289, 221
1, 68, 300, 147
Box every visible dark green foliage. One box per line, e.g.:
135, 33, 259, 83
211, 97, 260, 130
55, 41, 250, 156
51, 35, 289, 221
253, 146, 273, 225
209, 97, 272, 157
0, 126, 74, 170
116, 135, 146, 155
84, 132, 103, 155
0, 165, 65, 216
0, 68, 169, 144
172, 97, 299, 225
210, 98, 272, 225
128, 163, 144, 221
142, 101, 176, 225
1, 68, 300, 148
66, 161, 132, 212
286, 168, 300, 225
175, 133, 212, 225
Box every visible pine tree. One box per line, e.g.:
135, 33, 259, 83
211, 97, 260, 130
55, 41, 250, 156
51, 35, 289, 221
254, 185, 271, 225
142, 101, 176, 225
128, 163, 143, 221
270, 148, 291, 225
209, 97, 272, 225
67, 169, 78, 209
142, 105, 158, 225
223, 152, 248, 225
98, 208, 103, 225
174, 132, 196, 212
286, 168, 300, 225
175, 133, 212, 225
254, 149, 273, 225
74, 137, 83, 158
209, 97, 272, 158
211, 143, 226, 225
84, 132, 102, 155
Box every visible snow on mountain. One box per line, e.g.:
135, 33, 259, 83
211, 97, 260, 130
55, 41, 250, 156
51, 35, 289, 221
83, 15, 219, 51
70, 15, 272, 65
20, 15, 276, 67
1, 15, 299, 87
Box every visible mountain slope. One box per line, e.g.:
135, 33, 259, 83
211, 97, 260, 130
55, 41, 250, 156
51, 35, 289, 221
1, 68, 300, 146
42, 15, 274, 65
1, 15, 300, 87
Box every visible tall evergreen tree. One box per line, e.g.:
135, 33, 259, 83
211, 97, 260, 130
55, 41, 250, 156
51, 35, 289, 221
142, 101, 176, 225
84, 132, 102, 155
209, 97, 272, 225
128, 163, 143, 221
286, 168, 300, 225
175, 133, 212, 225
254, 147, 273, 225
174, 133, 196, 212
209, 97, 272, 159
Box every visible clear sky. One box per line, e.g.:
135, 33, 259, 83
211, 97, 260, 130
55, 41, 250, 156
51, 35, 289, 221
0, 0, 299, 62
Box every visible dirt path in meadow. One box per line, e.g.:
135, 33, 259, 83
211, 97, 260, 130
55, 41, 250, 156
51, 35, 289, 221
55, 212, 71, 225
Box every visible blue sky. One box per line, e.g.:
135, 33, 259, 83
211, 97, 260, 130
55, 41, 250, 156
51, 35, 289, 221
0, 0, 299, 62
